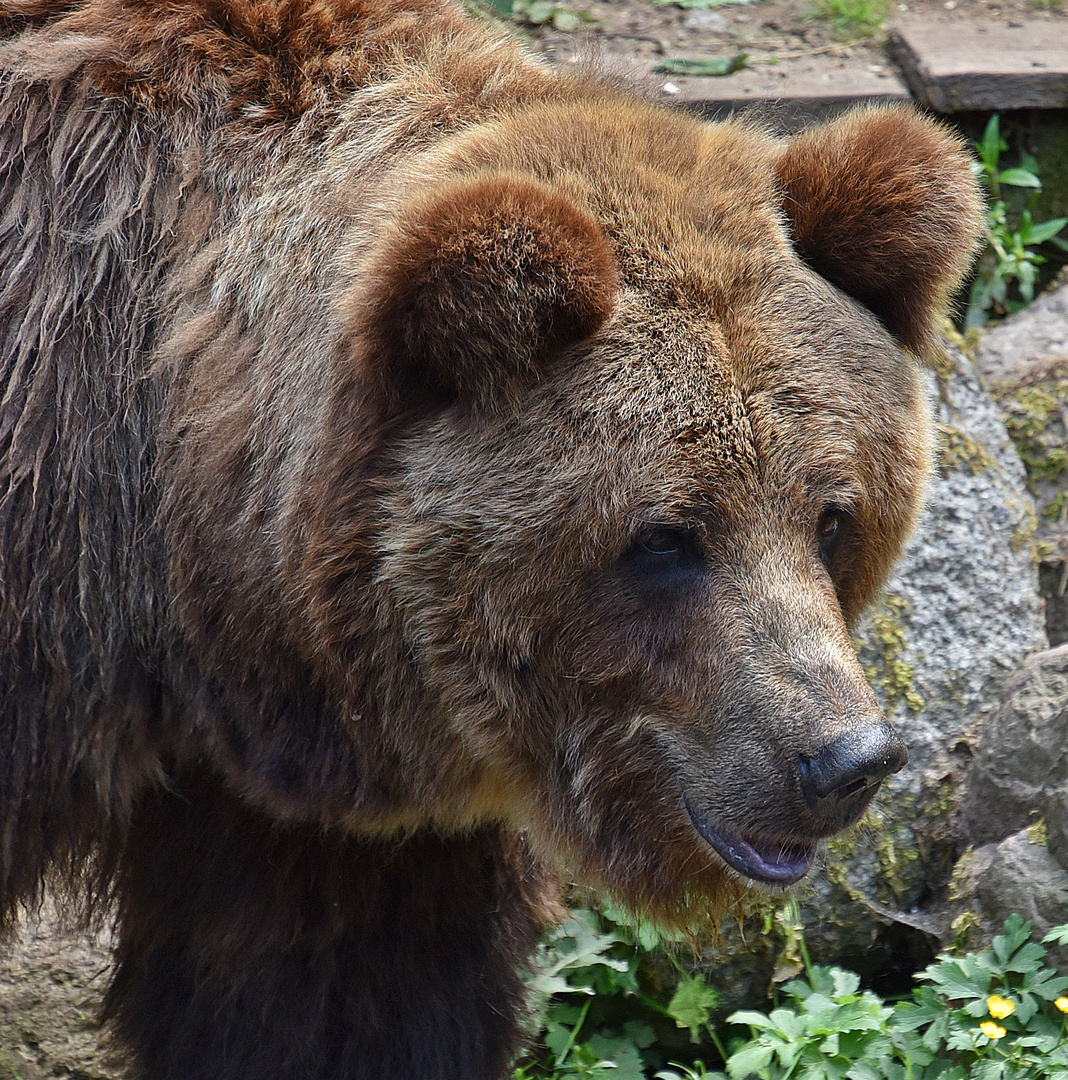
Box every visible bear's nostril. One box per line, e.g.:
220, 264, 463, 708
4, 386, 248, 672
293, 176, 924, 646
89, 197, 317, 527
798, 724, 908, 809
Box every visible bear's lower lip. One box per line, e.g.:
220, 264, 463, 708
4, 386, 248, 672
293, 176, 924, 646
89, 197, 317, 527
684, 801, 816, 885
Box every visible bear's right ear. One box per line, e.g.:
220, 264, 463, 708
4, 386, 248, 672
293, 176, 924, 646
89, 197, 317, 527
345, 173, 619, 412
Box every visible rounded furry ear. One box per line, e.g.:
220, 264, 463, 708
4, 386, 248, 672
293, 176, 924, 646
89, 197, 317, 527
347, 172, 619, 411
776, 106, 983, 355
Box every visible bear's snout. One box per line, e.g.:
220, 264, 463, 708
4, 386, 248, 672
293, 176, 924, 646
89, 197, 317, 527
798, 723, 908, 805
797, 722, 908, 821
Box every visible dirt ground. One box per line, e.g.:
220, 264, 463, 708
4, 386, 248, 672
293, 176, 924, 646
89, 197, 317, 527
520, 0, 1067, 93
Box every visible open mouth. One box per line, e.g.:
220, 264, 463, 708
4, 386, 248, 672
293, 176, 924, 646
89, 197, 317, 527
685, 800, 817, 885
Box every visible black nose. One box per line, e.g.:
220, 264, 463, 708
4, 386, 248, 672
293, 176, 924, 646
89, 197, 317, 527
798, 724, 908, 809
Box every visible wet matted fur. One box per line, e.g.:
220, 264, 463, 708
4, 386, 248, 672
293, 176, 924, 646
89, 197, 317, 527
0, 2, 981, 1078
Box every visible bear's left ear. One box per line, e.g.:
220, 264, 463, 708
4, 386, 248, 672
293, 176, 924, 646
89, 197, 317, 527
776, 107, 983, 354
346, 172, 619, 412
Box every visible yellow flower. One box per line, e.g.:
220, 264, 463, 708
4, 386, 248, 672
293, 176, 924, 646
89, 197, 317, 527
1056, 997, 1068, 1013
987, 994, 1016, 1019
980, 1021, 1007, 1040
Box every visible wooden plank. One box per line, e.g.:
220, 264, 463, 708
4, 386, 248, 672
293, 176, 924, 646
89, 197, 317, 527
888, 19, 1068, 112
605, 55, 909, 126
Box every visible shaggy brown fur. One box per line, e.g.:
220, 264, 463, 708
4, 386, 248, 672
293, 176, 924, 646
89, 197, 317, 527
0, 1, 981, 1077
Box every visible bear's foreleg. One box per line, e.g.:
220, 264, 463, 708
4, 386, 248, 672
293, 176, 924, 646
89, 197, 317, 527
105, 766, 544, 1080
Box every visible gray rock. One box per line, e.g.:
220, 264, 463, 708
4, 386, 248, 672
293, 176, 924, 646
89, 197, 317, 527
972, 282, 1068, 645
951, 829, 1068, 971
1045, 783, 1068, 871
975, 282, 1068, 389
0, 904, 120, 1080
962, 644, 1068, 847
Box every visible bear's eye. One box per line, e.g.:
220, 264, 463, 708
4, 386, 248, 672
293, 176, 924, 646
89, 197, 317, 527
618, 525, 704, 589
816, 506, 850, 567
640, 527, 685, 556
624, 526, 704, 575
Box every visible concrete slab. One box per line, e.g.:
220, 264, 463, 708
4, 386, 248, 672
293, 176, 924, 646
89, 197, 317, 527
607, 54, 909, 126
888, 19, 1068, 112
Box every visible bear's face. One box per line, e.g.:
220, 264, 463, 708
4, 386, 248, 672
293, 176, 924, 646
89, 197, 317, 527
313, 105, 981, 922
372, 272, 924, 917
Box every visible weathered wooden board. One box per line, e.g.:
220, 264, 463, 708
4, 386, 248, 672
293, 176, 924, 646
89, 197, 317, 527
888, 19, 1068, 112
609, 55, 909, 125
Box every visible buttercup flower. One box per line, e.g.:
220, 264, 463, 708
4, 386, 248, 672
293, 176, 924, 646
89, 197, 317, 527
1056, 997, 1068, 1013
980, 1021, 1007, 1040
987, 994, 1015, 1019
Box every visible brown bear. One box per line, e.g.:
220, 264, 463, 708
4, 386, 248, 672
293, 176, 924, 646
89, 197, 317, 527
0, 1, 980, 1077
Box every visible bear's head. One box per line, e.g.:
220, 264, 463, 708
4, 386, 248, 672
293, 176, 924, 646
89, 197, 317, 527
300, 105, 980, 924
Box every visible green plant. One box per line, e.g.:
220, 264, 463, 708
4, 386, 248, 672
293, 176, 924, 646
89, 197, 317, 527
811, 0, 888, 40
518, 913, 1068, 1080
724, 915, 1068, 1080
966, 116, 1068, 329
515, 907, 727, 1079
0, 1050, 25, 1080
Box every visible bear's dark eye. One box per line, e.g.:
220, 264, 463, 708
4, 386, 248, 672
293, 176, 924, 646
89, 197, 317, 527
816, 506, 850, 567
621, 526, 704, 586
640, 528, 684, 556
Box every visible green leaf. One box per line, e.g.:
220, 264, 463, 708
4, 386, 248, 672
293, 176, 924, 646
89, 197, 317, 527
767, 1008, 807, 1040
1043, 924, 1068, 946
994, 916, 1032, 959
807, 967, 840, 997
1023, 217, 1068, 245
919, 959, 990, 1000
971, 1059, 1007, 1080
976, 114, 1005, 172
923, 1065, 967, 1080
773, 1039, 803, 1071
668, 975, 721, 1041
800, 994, 837, 1017
653, 53, 748, 75
1032, 973, 1068, 999
586, 1038, 646, 1080
621, 1021, 657, 1050
997, 168, 1042, 189
1003, 941, 1046, 972
830, 970, 862, 998
892, 993, 947, 1032
546, 1019, 576, 1059
963, 998, 991, 1017
536, 973, 595, 997
921, 1013, 951, 1053
945, 1027, 982, 1053
728, 1010, 776, 1031
550, 1003, 589, 1026
726, 1043, 775, 1079
848, 1063, 890, 1080
1013, 993, 1039, 1025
